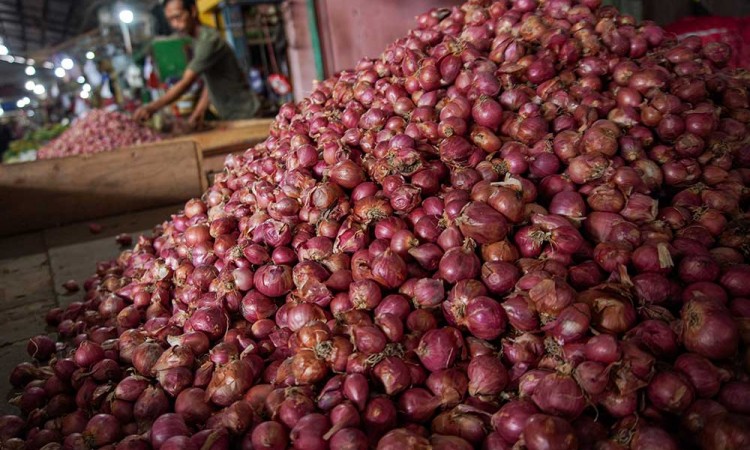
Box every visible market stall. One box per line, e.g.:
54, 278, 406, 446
1, 0, 750, 449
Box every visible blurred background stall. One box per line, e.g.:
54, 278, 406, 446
0, 0, 747, 164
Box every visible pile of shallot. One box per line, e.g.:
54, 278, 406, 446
37, 110, 161, 160
4, 0, 750, 449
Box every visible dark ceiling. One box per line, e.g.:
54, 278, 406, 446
0, 0, 100, 102
0, 0, 95, 53
0, 0, 160, 54
0, 0, 159, 102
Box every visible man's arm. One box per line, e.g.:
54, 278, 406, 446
134, 69, 201, 121
189, 85, 210, 128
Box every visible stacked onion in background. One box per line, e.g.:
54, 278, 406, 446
5, 0, 750, 449
36, 110, 161, 160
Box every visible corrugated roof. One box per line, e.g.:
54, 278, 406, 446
0, 0, 94, 53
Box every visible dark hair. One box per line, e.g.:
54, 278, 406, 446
162, 0, 196, 9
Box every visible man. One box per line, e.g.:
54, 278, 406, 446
134, 0, 259, 126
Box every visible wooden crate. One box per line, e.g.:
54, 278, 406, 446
167, 118, 274, 184
0, 141, 204, 237
0, 119, 272, 237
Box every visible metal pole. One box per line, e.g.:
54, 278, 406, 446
120, 21, 133, 54
305, 0, 324, 81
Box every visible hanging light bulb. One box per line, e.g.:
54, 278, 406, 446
119, 9, 134, 24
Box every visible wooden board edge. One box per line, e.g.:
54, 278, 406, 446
194, 141, 209, 192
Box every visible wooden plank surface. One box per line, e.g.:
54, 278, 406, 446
167, 118, 272, 186
0, 141, 203, 237
203, 153, 231, 179
43, 205, 180, 306
167, 118, 273, 156
0, 233, 53, 313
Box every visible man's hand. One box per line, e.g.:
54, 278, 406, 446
188, 109, 205, 130
133, 104, 156, 122
189, 86, 210, 131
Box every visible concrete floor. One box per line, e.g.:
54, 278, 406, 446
0, 205, 182, 414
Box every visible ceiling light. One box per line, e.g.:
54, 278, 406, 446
33, 84, 45, 95
77, 76, 85, 84
86, 51, 95, 60
25, 66, 35, 76
25, 80, 36, 91
119, 9, 134, 24
82, 83, 92, 92
61, 58, 74, 70
80, 91, 90, 99
54, 67, 65, 78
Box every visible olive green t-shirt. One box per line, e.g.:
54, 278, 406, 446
188, 26, 259, 120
